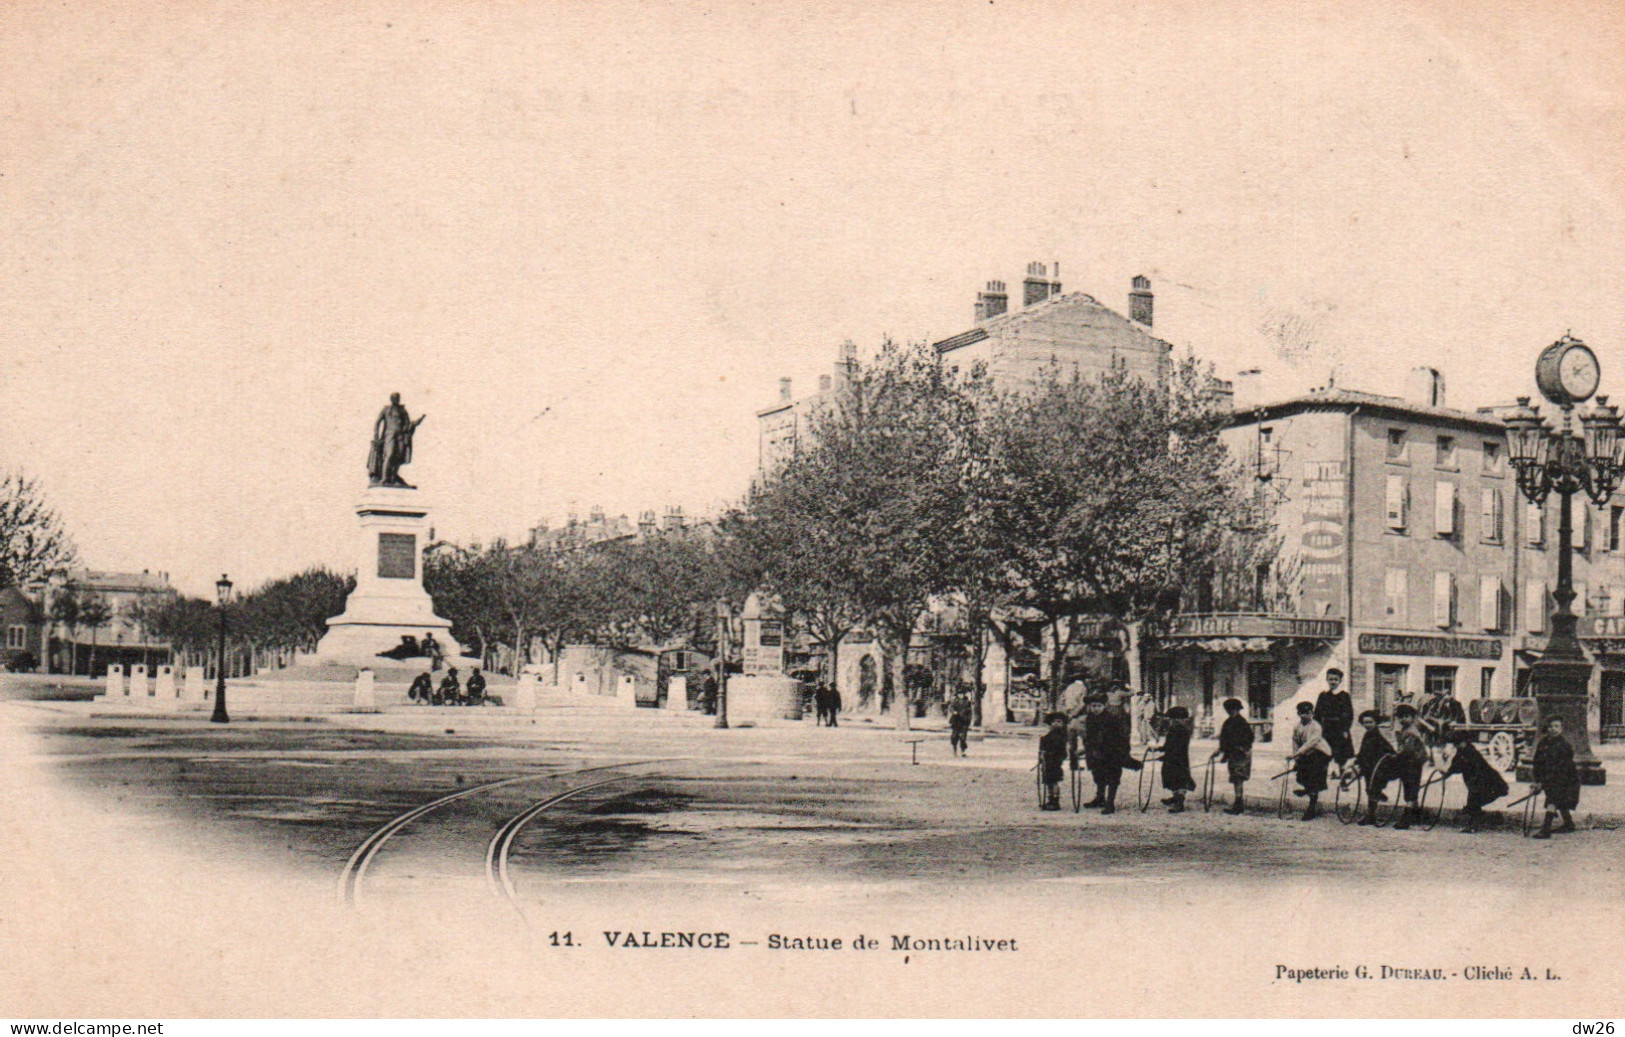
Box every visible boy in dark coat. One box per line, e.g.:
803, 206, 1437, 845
1084, 695, 1133, 814
408, 670, 433, 704
1159, 705, 1196, 812
1532, 715, 1581, 838
466, 666, 487, 706
1350, 710, 1395, 825
1038, 711, 1069, 811
1313, 667, 1355, 770
437, 666, 461, 706
948, 696, 972, 757
1445, 732, 1508, 834
1210, 697, 1253, 815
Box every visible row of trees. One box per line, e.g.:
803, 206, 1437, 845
135, 568, 354, 673
728, 340, 1291, 727
423, 533, 749, 680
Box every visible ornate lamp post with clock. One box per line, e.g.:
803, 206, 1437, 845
1502, 335, 1621, 784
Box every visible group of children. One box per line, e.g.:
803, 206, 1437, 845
406, 665, 499, 707
1039, 685, 1584, 837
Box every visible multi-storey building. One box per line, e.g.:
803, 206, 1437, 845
1147, 369, 1623, 739
44, 569, 176, 675
931, 265, 1171, 392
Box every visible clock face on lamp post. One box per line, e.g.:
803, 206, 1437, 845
1535, 336, 1600, 407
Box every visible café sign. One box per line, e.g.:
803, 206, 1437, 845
1357, 633, 1502, 660
1166, 614, 1344, 640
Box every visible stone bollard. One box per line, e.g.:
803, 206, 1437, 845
616, 674, 638, 708
128, 664, 149, 704
665, 674, 689, 711
102, 664, 125, 702
513, 671, 538, 711
353, 668, 376, 711
182, 667, 206, 706
153, 665, 179, 712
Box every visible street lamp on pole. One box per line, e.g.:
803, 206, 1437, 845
714, 599, 730, 730
210, 574, 233, 724
1502, 335, 1621, 784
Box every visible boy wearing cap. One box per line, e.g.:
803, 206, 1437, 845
1159, 705, 1197, 812
1349, 710, 1396, 827
1084, 695, 1132, 814
1210, 697, 1253, 814
1531, 715, 1581, 838
1289, 701, 1333, 821
1369, 704, 1428, 828
1313, 667, 1355, 772
1038, 711, 1069, 811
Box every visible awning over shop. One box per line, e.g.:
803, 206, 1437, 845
1150, 614, 1344, 651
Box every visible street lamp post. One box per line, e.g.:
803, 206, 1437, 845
210, 574, 233, 724
714, 600, 730, 730
1502, 335, 1620, 785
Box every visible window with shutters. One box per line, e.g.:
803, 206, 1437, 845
1385, 474, 1408, 532
1482, 441, 1505, 476
1612, 586, 1625, 618
1576, 580, 1589, 616
1528, 501, 1545, 547
1479, 576, 1501, 631
5, 625, 23, 649
1479, 487, 1502, 542
1526, 581, 1547, 633
1384, 568, 1408, 623
1612, 505, 1623, 552
1479, 666, 1496, 699
1433, 571, 1454, 628
1434, 481, 1456, 537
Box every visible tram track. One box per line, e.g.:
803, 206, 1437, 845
336, 758, 673, 907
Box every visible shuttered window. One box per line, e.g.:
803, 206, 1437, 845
1433, 571, 1454, 628
1526, 581, 1546, 633
1386, 474, 1408, 531
1528, 502, 1545, 546
1384, 569, 1408, 623
1480, 487, 1502, 542
1479, 576, 1501, 631
1434, 482, 1455, 536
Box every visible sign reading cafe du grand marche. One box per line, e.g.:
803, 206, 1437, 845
1357, 632, 1503, 660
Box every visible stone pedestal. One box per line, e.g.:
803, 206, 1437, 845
129, 665, 149, 703
182, 667, 206, 704
616, 674, 638, 708
312, 487, 466, 667
353, 669, 377, 711
665, 674, 688, 711
513, 671, 539, 711
102, 665, 125, 702
153, 666, 179, 711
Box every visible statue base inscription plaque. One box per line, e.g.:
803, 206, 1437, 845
310, 486, 468, 667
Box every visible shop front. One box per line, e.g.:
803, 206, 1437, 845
1348, 631, 1505, 715
1147, 614, 1343, 738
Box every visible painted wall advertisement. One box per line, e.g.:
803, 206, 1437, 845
1300, 459, 1346, 618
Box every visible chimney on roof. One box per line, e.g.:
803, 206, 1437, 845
834, 340, 859, 388
1129, 275, 1153, 326
1023, 262, 1062, 307
639, 510, 657, 536
778, 377, 793, 402
1407, 366, 1446, 408
1233, 369, 1265, 411
818, 374, 832, 393
589, 505, 605, 526
974, 280, 1009, 323
662, 505, 686, 532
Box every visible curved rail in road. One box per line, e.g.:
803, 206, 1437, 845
337, 759, 670, 907
486, 775, 643, 905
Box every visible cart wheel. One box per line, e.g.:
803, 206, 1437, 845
1486, 731, 1516, 772
1136, 756, 1160, 812
1276, 770, 1293, 819
1071, 765, 1085, 814
1417, 770, 1446, 831
1334, 770, 1364, 825
1201, 758, 1217, 813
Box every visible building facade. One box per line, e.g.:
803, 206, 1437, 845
1148, 372, 1623, 739
44, 569, 176, 676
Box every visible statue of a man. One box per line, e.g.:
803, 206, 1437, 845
367, 393, 426, 488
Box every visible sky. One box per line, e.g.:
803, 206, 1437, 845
2, 1, 1623, 597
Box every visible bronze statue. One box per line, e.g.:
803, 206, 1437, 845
367, 393, 426, 488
